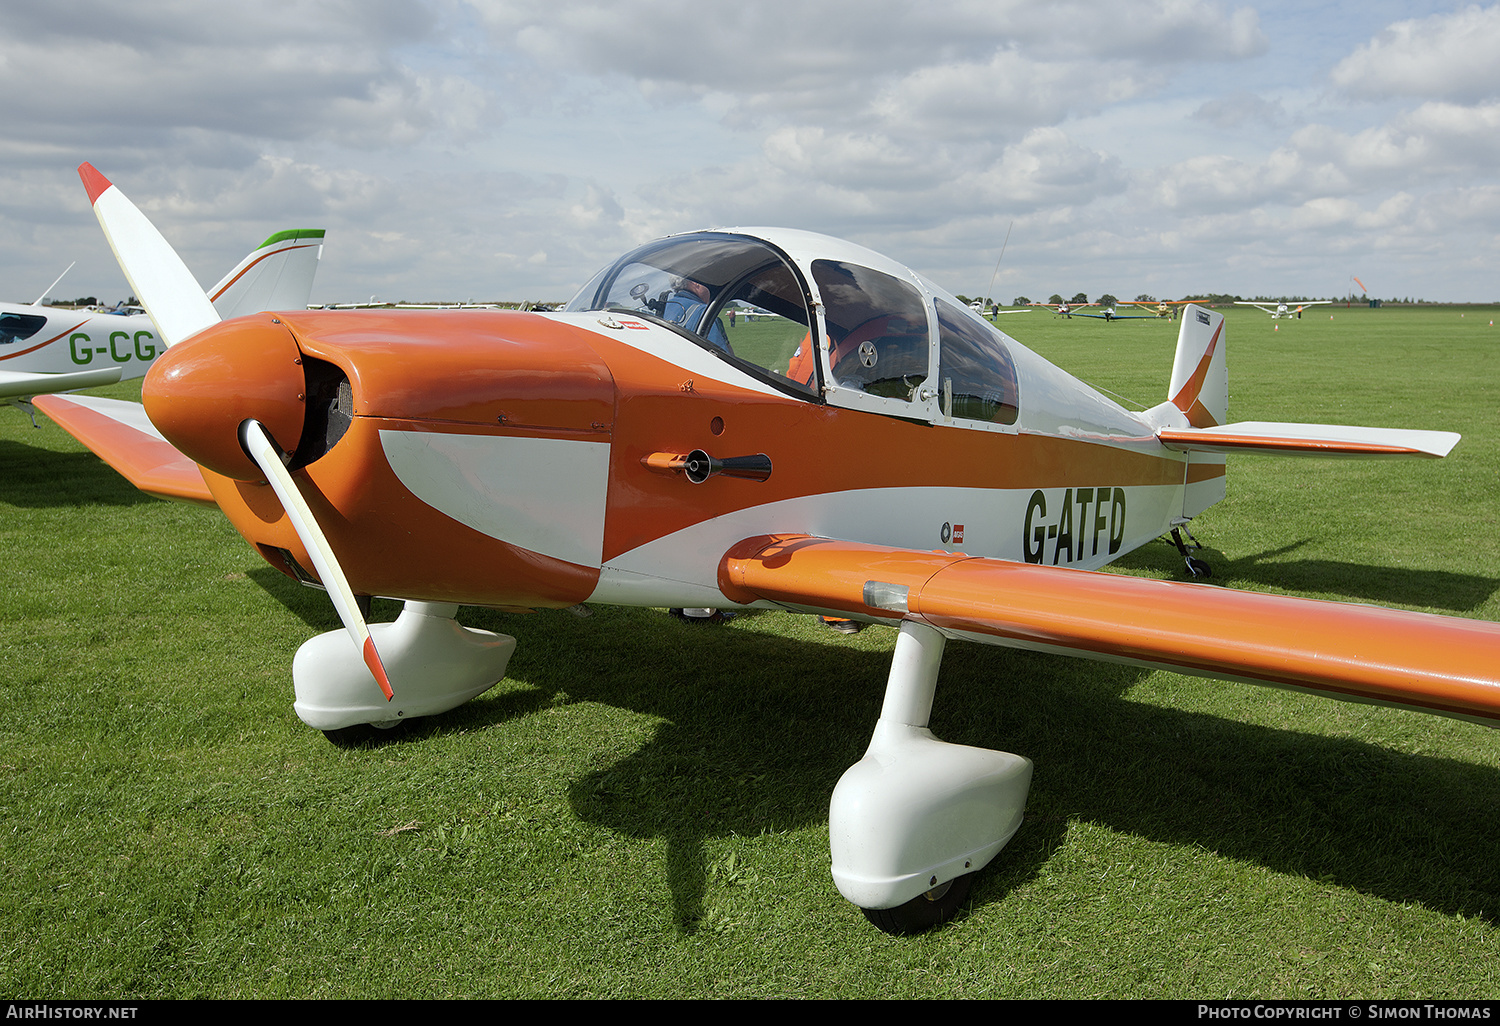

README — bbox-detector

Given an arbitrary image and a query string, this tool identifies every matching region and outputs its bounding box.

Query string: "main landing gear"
[292,601,517,734]
[1170,526,1212,578]
[830,620,1032,933]
[668,607,735,625]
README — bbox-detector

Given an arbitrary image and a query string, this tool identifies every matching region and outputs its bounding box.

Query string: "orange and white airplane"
[1119,299,1202,319]
[38,165,1499,935]
[1,228,324,417]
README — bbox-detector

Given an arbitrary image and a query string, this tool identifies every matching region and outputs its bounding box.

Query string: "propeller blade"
[77,163,220,348]
[240,419,394,701]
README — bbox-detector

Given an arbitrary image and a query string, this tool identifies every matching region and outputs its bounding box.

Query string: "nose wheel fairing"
[292,601,516,731]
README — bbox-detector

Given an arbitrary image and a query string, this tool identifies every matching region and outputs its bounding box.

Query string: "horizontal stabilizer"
[720,535,1500,725]
[33,393,214,506]
[0,367,123,402]
[1158,422,1459,459]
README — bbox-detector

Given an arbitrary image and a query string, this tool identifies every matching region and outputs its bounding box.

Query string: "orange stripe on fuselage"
[0,319,88,362]
[1185,461,1226,484]
[207,310,1187,606]
[590,336,1186,563]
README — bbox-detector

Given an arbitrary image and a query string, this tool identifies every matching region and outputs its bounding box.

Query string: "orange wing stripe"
[721,536,1500,724]
[1158,429,1439,458]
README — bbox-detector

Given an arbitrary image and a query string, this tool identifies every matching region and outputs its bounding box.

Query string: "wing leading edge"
[0,367,123,402]
[32,393,214,506]
[720,535,1500,725]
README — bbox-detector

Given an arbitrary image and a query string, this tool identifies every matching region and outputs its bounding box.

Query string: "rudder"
[1167,304,1227,517]
[1167,304,1226,428]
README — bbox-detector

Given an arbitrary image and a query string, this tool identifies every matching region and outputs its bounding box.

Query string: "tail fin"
[1167,304,1226,428]
[209,229,325,319]
[1142,304,1228,519]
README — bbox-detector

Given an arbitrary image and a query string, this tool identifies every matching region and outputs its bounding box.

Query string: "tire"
[668,608,733,625]
[860,872,976,935]
[322,719,410,748]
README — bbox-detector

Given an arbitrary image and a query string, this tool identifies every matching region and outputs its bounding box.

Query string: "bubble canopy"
[566,231,818,398]
[566,229,1018,425]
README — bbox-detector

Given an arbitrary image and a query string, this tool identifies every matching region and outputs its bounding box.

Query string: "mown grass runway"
[2,304,1498,998]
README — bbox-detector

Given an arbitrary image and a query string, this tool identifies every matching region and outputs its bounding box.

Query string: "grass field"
[2,303,1499,998]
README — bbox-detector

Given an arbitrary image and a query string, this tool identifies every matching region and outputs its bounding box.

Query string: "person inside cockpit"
[662,278,731,353]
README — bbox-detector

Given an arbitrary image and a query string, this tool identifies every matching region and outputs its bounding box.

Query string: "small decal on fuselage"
[1023,488,1126,565]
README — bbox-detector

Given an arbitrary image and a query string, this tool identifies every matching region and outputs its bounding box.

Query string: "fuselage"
[0,302,160,384]
[165,307,1206,613]
[140,227,1218,614]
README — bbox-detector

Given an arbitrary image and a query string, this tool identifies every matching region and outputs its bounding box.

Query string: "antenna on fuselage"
[32,262,76,307]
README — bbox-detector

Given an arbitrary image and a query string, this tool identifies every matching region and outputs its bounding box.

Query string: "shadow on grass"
[414,604,1500,933]
[0,439,160,508]
[247,566,410,632]
[1114,537,1499,612]
[246,556,1500,932]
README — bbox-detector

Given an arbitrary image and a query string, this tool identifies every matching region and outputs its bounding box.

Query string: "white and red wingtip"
[78,162,113,206]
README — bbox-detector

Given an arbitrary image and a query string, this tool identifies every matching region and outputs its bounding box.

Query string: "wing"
[719,535,1500,725]
[32,393,214,506]
[0,366,122,402]
[1158,422,1459,459]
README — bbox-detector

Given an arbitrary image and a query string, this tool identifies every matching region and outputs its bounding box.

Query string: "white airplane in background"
[1234,299,1332,319]
[0,228,325,417]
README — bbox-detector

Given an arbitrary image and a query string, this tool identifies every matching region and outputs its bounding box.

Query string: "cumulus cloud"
[1332,4,1500,103]
[970,128,1127,208]
[869,49,1160,141]
[7,0,1500,304]
[472,0,1263,128]
[0,0,489,156]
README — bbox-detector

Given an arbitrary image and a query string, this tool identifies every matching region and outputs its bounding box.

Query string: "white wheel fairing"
[293,601,516,730]
[380,429,610,569]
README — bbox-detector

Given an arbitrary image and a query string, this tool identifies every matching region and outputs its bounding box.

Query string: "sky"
[2,0,1497,306]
